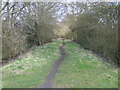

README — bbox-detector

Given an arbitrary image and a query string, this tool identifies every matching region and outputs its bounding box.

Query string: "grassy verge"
[2,40,62,88]
[53,40,118,88]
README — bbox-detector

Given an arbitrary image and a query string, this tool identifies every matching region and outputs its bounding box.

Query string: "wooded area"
[1,2,119,66]
[1,1,119,88]
[63,2,119,66]
[2,2,58,61]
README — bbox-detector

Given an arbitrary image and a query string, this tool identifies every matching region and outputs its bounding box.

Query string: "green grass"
[1,39,118,88]
[53,40,118,88]
[2,40,62,88]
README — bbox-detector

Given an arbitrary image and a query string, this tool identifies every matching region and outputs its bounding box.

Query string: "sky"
[2,0,119,22]
[2,0,120,2]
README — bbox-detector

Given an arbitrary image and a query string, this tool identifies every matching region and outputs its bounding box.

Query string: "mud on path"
[37,42,66,88]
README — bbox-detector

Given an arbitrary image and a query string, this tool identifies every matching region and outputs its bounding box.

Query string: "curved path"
[37,42,66,88]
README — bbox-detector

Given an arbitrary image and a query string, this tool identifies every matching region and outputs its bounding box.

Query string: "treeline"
[2,2,57,61]
[63,2,119,66]
[1,2,119,66]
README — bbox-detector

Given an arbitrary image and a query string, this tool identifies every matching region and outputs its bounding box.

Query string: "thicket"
[63,2,119,66]
[1,2,119,66]
[2,2,57,61]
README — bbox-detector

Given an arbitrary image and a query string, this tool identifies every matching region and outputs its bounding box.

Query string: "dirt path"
[37,42,66,88]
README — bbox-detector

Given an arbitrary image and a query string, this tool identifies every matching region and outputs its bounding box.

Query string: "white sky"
[2,0,120,2]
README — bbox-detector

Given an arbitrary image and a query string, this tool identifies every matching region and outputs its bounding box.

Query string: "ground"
[53,40,118,88]
[2,40,62,88]
[1,39,118,88]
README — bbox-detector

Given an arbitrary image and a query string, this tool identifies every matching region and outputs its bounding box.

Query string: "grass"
[1,39,118,88]
[2,40,62,88]
[0,69,2,90]
[53,40,118,88]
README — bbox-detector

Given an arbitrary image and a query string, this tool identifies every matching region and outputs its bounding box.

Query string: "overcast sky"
[2,0,120,2]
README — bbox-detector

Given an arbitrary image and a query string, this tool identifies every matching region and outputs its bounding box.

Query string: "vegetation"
[53,40,118,88]
[1,2,119,66]
[1,1,119,88]
[62,2,119,66]
[2,2,57,61]
[1,40,118,88]
[2,40,62,88]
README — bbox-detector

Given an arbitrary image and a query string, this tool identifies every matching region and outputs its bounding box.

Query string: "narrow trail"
[37,42,66,88]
